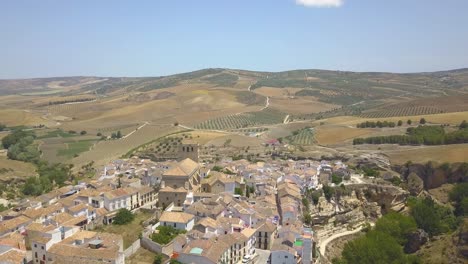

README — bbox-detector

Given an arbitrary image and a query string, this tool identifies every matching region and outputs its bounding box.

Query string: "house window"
[35,252,37,258]
[174,223,176,227]
[34,244,37,248]
[41,246,44,250]
[285,256,288,258]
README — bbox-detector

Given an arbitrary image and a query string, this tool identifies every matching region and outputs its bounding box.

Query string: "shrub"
[113,209,135,225]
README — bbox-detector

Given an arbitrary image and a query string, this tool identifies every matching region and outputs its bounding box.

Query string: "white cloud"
[295,0,344,8]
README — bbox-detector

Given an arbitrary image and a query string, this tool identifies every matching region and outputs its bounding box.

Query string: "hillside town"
[0,141,373,264]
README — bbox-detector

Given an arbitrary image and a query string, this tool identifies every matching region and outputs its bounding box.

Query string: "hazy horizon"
[1,0,468,79]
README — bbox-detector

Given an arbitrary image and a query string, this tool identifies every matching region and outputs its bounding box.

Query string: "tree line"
[353,121,468,146]
[2,129,73,196]
[2,129,41,163]
[356,118,427,128]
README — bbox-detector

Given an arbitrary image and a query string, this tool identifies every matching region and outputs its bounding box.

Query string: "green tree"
[397,120,403,126]
[375,212,417,245]
[323,185,335,201]
[419,118,426,124]
[113,209,135,225]
[460,120,468,129]
[153,254,164,264]
[409,197,457,236]
[234,187,243,196]
[0,123,6,131]
[303,212,312,226]
[449,182,468,216]
[407,119,412,125]
[80,130,87,135]
[332,174,343,184]
[340,230,414,264]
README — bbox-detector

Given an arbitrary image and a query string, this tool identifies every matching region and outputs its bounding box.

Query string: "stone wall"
[141,234,174,257]
[123,239,141,258]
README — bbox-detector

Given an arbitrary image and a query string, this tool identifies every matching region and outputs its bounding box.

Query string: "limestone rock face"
[404,229,429,253]
[407,172,424,195]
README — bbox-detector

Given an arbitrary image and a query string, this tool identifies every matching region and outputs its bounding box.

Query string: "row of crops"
[360,106,445,118]
[195,109,285,130]
[228,127,269,133]
[286,128,316,145]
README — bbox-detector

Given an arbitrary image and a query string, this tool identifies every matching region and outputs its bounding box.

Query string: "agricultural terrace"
[71,124,182,167]
[284,128,316,145]
[195,109,285,130]
[360,95,468,118]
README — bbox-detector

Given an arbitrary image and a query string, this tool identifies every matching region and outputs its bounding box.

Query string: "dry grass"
[253,87,304,97]
[416,232,463,264]
[186,131,229,144]
[95,211,153,248]
[428,184,454,204]
[271,97,338,114]
[320,111,468,126]
[0,156,37,180]
[386,144,468,164]
[126,248,159,264]
[72,124,182,167]
[315,125,375,145]
[205,134,264,148]
[0,109,50,127]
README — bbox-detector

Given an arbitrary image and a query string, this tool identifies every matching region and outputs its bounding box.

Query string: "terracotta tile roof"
[195,218,218,229]
[25,223,55,233]
[0,233,26,250]
[160,211,194,224]
[0,216,31,234]
[0,248,26,264]
[68,203,87,213]
[48,231,122,262]
[257,222,277,233]
[51,212,87,226]
[164,158,199,177]
[95,208,109,217]
[103,188,129,200]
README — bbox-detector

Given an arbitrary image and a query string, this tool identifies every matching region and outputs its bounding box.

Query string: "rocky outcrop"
[404,229,429,253]
[393,162,468,189]
[407,172,424,195]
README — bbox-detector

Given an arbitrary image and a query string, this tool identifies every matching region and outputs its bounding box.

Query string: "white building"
[158,211,195,231]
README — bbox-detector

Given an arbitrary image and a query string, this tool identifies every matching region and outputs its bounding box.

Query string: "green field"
[37,129,76,139]
[57,139,96,158]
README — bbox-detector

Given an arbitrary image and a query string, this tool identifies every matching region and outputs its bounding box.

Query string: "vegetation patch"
[56,139,95,158]
[283,127,316,145]
[203,73,239,86]
[353,121,468,146]
[151,226,186,245]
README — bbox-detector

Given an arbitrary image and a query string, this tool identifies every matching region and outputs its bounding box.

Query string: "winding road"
[319,222,374,258]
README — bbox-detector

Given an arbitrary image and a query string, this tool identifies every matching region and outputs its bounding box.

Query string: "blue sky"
[1,0,468,78]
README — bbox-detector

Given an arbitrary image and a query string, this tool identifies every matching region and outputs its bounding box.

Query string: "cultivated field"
[361,95,468,118]
[315,125,375,145]
[386,144,468,164]
[195,109,286,130]
[71,124,182,167]
[287,128,316,145]
[0,156,37,181]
